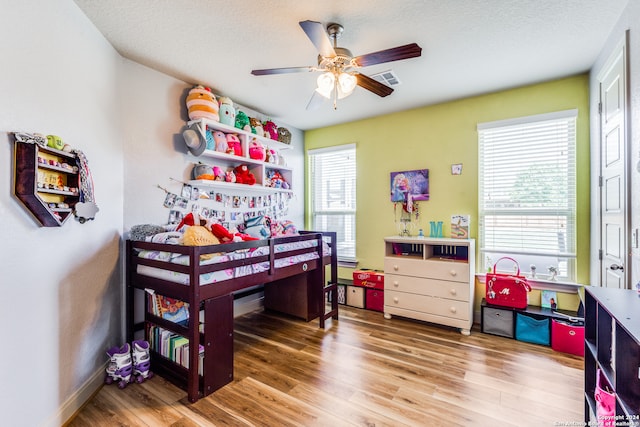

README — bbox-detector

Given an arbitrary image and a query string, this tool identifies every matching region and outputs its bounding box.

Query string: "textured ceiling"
[73,0,627,130]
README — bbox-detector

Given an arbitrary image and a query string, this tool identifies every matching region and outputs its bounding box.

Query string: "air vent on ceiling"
[370,70,401,86]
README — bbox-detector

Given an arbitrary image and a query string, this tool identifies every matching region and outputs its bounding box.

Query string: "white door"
[599,42,628,289]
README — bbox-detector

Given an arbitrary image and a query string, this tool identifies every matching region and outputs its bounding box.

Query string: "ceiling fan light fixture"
[338,72,357,95]
[316,72,335,98]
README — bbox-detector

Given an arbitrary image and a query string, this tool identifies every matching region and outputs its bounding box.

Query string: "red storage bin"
[365,288,384,312]
[551,319,584,356]
[353,269,384,290]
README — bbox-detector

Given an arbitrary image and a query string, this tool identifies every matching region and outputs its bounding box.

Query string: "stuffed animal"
[266,170,288,189]
[263,120,278,140]
[211,222,258,243]
[248,138,266,161]
[265,149,278,164]
[218,96,236,127]
[226,133,242,156]
[212,166,225,181]
[192,163,215,180]
[234,164,256,185]
[211,130,228,153]
[249,117,264,136]
[235,110,251,132]
[186,85,219,121]
[225,170,236,183]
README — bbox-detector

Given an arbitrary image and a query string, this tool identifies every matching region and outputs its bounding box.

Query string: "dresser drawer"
[385,290,469,321]
[384,257,469,282]
[385,273,469,301]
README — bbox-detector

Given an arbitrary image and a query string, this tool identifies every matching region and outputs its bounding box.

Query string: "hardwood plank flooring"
[67,306,584,426]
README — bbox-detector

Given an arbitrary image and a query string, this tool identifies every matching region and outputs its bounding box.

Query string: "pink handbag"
[485,257,531,309]
[595,368,615,426]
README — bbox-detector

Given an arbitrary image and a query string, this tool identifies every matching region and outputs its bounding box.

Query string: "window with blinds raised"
[478,109,577,281]
[308,144,356,263]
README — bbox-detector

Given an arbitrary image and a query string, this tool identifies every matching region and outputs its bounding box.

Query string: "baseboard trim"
[53,362,106,427]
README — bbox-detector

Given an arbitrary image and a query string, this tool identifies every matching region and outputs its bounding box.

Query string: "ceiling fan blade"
[251,66,316,76]
[299,20,336,58]
[306,90,328,111]
[356,73,394,97]
[354,43,422,67]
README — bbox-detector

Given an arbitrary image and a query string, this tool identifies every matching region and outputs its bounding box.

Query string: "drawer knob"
[393,265,399,271]
[450,270,457,276]
[393,281,399,287]
[450,307,457,313]
[450,289,457,296]
[393,297,399,303]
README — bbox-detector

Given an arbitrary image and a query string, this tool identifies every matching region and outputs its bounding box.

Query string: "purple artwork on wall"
[390,169,429,203]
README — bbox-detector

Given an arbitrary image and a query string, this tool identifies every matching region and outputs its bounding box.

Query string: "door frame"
[595,32,630,288]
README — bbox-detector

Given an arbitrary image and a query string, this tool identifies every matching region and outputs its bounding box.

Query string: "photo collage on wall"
[162,183,293,230]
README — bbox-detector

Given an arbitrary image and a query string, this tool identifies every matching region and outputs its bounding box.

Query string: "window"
[308,144,356,263]
[478,110,577,281]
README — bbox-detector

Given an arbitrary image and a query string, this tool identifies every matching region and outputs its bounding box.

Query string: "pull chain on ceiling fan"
[251,20,422,110]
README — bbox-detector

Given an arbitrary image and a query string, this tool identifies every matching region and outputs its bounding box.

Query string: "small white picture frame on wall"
[451,163,463,175]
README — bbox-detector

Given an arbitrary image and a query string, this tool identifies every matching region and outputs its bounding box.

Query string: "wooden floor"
[67,305,584,427]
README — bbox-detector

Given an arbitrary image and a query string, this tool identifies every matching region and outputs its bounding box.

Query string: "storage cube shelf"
[480,299,582,352]
[584,287,640,426]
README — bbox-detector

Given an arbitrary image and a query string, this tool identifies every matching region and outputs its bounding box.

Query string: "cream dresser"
[384,236,475,335]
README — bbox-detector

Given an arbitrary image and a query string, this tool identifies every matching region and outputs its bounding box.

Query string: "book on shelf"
[149,293,190,324]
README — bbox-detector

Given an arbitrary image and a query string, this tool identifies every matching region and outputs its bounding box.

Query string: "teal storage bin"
[515,312,550,346]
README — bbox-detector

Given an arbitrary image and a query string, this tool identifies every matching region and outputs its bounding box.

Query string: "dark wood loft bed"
[126,231,338,402]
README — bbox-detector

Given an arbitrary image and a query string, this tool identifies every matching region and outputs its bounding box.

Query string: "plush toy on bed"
[176,213,221,259]
[186,85,219,122]
[234,164,256,185]
[211,222,258,243]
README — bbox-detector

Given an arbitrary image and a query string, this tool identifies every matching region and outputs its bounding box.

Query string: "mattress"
[136,239,330,286]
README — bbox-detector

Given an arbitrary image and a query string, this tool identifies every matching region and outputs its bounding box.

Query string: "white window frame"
[308,144,356,265]
[478,109,577,281]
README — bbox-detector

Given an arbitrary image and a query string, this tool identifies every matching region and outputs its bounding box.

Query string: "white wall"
[0,1,124,425]
[590,1,639,287]
[0,2,304,425]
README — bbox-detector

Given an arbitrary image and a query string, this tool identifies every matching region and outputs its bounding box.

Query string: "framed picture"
[541,290,558,309]
[390,169,429,203]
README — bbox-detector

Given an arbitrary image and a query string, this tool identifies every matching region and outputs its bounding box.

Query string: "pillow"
[182,226,220,259]
[129,224,166,241]
[271,219,298,237]
[244,215,271,239]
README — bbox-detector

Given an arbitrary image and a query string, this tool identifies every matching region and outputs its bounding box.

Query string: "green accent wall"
[305,74,590,284]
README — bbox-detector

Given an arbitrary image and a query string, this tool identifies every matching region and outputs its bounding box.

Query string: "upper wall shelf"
[13,137,81,226]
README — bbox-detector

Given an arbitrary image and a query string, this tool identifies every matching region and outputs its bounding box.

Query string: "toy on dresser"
[186,85,219,122]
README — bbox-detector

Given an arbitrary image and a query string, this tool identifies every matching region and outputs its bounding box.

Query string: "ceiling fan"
[251,20,422,109]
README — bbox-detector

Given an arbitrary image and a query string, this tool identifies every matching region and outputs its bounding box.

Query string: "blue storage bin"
[515,312,550,346]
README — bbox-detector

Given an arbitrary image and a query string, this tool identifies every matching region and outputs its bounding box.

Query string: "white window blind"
[478,110,577,281]
[309,144,356,262]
